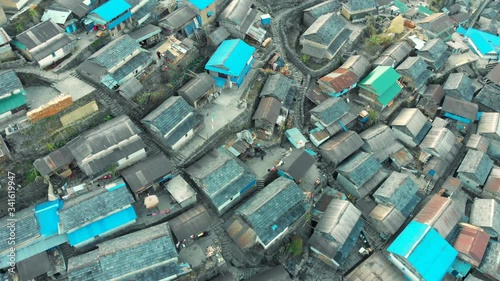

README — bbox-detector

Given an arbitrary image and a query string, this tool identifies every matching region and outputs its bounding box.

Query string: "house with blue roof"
[236,177,307,249]
[86,0,132,36]
[58,184,137,247]
[186,147,257,215]
[205,39,255,88]
[186,0,217,26]
[388,221,458,281]
[0,200,68,277]
[457,26,500,61]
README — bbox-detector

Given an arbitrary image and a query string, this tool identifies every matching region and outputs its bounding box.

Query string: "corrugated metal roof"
[169,205,212,242]
[224,217,257,250]
[159,5,196,30]
[177,73,215,106]
[14,20,64,50]
[360,124,403,161]
[466,134,490,153]
[441,176,463,194]
[369,204,406,235]
[477,112,500,137]
[373,172,419,211]
[253,96,281,124]
[483,166,500,195]
[420,127,457,158]
[457,150,494,185]
[320,130,363,166]
[422,84,445,103]
[391,108,428,137]
[389,147,413,170]
[316,199,361,245]
[388,221,458,281]
[33,146,74,177]
[205,39,255,76]
[319,69,358,93]
[441,95,478,122]
[89,0,131,22]
[310,97,350,126]
[344,251,406,281]
[189,0,215,10]
[470,199,500,236]
[208,27,230,47]
[120,154,173,192]
[374,41,413,66]
[414,193,466,238]
[453,226,490,267]
[340,55,370,79]
[443,72,475,102]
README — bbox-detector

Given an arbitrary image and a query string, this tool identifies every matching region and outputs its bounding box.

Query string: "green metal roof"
[0,93,26,114]
[378,82,402,106]
[418,5,434,15]
[360,66,401,106]
[394,0,409,13]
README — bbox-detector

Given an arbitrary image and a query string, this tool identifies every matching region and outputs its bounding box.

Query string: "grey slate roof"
[178,73,215,105]
[67,115,141,161]
[470,199,500,237]
[457,150,494,185]
[110,51,151,82]
[416,13,455,39]
[88,35,140,70]
[33,145,74,177]
[422,84,445,103]
[17,251,54,281]
[218,0,253,24]
[57,0,90,18]
[253,96,281,124]
[237,178,306,246]
[142,96,200,147]
[128,24,162,42]
[374,41,413,67]
[441,95,478,121]
[0,207,39,253]
[310,97,350,125]
[169,205,212,242]
[344,0,377,11]
[474,84,500,112]
[208,27,230,46]
[303,0,340,26]
[337,151,382,187]
[478,240,500,280]
[15,20,63,50]
[360,124,404,162]
[443,72,475,101]
[159,5,196,30]
[396,56,431,88]
[485,63,500,86]
[0,69,23,97]
[59,186,135,231]
[302,13,346,46]
[121,154,173,193]
[279,149,315,180]
[68,223,184,281]
[320,130,364,166]
[259,73,292,102]
[418,38,451,69]
[373,172,420,210]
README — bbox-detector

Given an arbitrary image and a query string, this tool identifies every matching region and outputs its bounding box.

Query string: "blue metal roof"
[189,0,215,10]
[34,199,63,237]
[388,221,458,281]
[459,27,500,56]
[67,206,137,246]
[205,39,255,76]
[90,0,131,22]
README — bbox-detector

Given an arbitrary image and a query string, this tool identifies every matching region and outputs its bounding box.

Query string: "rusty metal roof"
[453,226,490,267]
[319,69,359,93]
[483,166,500,194]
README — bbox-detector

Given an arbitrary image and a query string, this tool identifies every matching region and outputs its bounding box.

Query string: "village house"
[388,147,413,171]
[0,28,15,61]
[300,13,351,60]
[85,0,132,36]
[396,56,432,91]
[484,64,500,89]
[235,177,307,250]
[457,26,500,61]
[303,0,339,27]
[345,251,406,281]
[423,138,463,181]
[482,166,500,201]
[478,240,500,280]
[359,124,404,162]
[336,151,389,199]
[318,69,359,97]
[78,35,152,89]
[466,134,490,154]
[453,225,490,268]
[457,149,494,193]
[208,26,230,47]
[341,0,377,23]
[186,0,217,26]
[120,154,174,200]
[168,205,211,244]
[12,20,77,68]
[0,201,68,279]
[443,72,475,102]
[253,96,282,137]
[177,73,215,109]
[142,96,202,151]
[67,115,147,176]
[476,112,500,160]
[159,5,197,36]
[339,54,371,79]
[358,66,403,111]
[218,0,267,44]
[391,108,432,147]
[186,147,257,215]
[474,84,500,113]
[373,172,420,211]
[470,198,500,238]
[67,223,191,280]
[0,70,27,121]
[388,221,458,281]
[413,192,467,239]
[417,38,452,70]
[58,183,137,247]
[0,0,29,11]
[205,39,255,88]
[369,203,407,238]
[278,149,315,182]
[417,84,445,117]
[260,73,292,104]
[416,13,456,41]
[441,95,479,124]
[420,127,458,159]
[244,266,292,281]
[165,175,197,209]
[128,24,162,47]
[33,146,74,178]
[319,130,364,168]
[373,40,413,68]
[41,6,78,33]
[309,199,363,268]
[56,0,92,20]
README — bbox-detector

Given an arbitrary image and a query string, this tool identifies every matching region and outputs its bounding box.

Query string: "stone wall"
[57,37,112,73]
[0,54,36,69]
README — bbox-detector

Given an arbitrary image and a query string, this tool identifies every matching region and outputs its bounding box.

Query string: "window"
[52,52,56,57]
[207,11,214,18]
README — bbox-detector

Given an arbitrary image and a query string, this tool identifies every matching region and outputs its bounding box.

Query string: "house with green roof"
[0,70,26,120]
[358,66,402,110]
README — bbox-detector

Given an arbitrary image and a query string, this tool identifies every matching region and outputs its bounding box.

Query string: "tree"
[288,236,303,257]
[47,143,55,152]
[300,54,310,63]
[368,109,379,125]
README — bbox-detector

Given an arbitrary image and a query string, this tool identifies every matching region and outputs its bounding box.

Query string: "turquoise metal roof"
[388,221,458,281]
[458,27,500,56]
[34,199,63,237]
[189,0,215,10]
[205,39,255,76]
[90,0,131,22]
